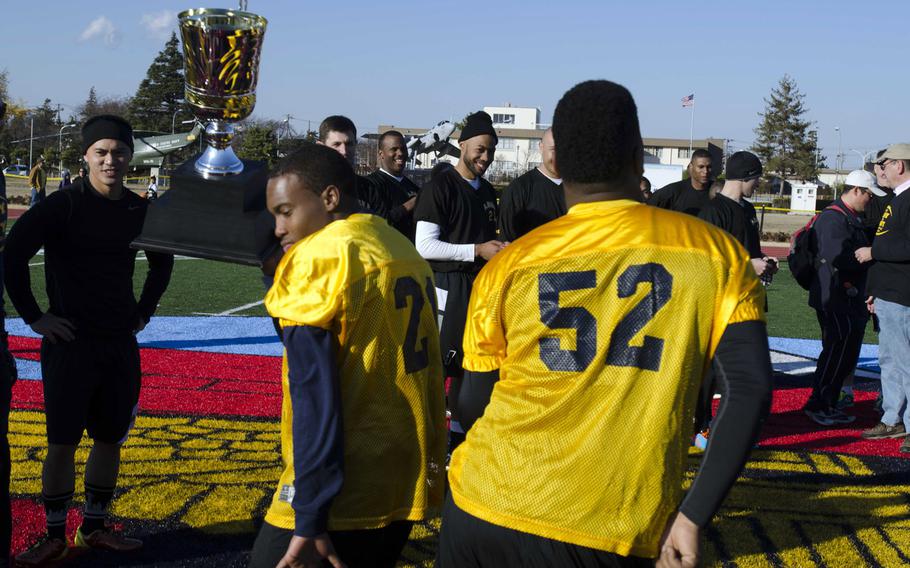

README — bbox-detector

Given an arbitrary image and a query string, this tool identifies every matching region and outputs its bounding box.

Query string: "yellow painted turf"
[9,410,910,566]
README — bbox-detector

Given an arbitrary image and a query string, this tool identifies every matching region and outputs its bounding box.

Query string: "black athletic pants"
[437,495,653,568]
[434,270,476,381]
[248,521,414,568]
[805,310,867,411]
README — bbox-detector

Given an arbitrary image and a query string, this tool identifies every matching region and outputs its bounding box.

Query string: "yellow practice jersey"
[448,200,765,557]
[264,213,447,532]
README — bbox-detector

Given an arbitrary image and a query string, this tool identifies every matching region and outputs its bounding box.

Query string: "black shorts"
[248,520,414,568]
[41,334,141,445]
[437,495,653,568]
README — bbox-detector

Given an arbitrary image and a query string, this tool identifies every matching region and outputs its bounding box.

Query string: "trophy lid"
[178,8,268,29]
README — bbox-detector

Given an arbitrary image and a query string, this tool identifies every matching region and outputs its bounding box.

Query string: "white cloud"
[79,16,121,47]
[141,11,177,39]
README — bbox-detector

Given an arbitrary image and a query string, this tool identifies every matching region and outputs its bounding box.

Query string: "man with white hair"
[856,144,910,452]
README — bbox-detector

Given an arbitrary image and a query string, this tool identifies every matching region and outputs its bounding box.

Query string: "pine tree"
[128,32,187,133]
[82,87,100,119]
[237,123,278,167]
[752,75,825,187]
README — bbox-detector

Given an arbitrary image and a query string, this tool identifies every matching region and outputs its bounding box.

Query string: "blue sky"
[2,0,905,169]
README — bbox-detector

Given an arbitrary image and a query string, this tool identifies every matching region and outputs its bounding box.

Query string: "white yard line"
[29,253,200,267]
[192,299,265,317]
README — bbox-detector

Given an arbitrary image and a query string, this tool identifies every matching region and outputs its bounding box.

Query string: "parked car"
[3,164,29,176]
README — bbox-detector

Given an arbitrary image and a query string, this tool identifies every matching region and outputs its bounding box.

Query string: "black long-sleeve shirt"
[498,168,566,242]
[647,178,711,216]
[698,193,763,258]
[868,189,910,307]
[4,178,174,334]
[364,170,420,241]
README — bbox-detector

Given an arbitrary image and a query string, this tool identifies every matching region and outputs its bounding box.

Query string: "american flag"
[681,94,695,108]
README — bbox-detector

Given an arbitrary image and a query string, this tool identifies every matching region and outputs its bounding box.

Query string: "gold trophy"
[179,8,267,176]
[132,6,277,265]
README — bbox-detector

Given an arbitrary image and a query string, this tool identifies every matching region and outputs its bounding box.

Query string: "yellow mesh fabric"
[449,200,765,556]
[264,214,447,531]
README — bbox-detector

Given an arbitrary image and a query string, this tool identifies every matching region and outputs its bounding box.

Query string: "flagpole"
[688,95,695,156]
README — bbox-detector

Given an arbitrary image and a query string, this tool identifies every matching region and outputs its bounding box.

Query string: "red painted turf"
[9,335,905,458]
[9,336,282,417]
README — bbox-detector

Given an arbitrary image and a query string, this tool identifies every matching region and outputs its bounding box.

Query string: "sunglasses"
[876,159,892,168]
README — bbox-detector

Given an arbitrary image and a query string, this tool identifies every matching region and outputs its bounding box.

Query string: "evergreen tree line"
[0,33,312,175]
[3,35,825,182]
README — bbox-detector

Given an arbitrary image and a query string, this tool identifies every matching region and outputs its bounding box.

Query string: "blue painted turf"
[7,316,880,379]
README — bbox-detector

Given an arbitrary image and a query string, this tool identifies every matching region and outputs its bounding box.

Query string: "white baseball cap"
[845,169,886,197]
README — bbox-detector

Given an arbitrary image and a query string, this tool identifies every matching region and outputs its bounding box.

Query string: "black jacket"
[868,189,910,307]
[808,199,870,316]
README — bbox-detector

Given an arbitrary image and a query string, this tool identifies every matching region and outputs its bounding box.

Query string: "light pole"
[28,114,34,170]
[58,123,76,174]
[172,109,182,133]
[850,149,874,170]
[834,126,842,185]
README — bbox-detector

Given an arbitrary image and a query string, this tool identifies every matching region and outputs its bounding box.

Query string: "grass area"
[4,254,269,319]
[764,268,878,344]
[3,239,877,344]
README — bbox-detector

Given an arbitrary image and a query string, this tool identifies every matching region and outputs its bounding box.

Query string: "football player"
[248,144,446,568]
[439,80,773,568]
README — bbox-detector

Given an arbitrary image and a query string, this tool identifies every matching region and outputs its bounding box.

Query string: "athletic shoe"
[74,526,142,552]
[823,408,856,424]
[14,536,68,567]
[693,429,709,450]
[804,408,834,426]
[861,422,907,440]
[901,436,910,454]
[836,391,854,409]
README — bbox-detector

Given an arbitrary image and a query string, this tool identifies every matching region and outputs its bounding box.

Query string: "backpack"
[787,204,846,290]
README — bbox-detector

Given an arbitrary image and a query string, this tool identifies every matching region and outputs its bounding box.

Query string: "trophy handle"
[195,121,244,177]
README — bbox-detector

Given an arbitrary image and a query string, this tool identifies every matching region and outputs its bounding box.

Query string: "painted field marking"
[193,299,265,317]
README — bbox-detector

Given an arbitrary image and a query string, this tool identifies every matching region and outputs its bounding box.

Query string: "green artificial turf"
[764,268,878,344]
[5,244,878,344]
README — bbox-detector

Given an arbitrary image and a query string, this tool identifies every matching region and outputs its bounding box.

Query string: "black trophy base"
[131,157,275,266]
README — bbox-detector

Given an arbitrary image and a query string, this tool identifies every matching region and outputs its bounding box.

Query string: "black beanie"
[458,111,498,143]
[81,114,134,154]
[725,151,762,180]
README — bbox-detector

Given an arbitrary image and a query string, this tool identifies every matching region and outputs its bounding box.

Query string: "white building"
[379,107,725,184]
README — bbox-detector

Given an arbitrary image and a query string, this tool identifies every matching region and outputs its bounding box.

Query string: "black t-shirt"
[698,193,763,258]
[4,178,174,333]
[498,168,567,241]
[864,192,893,238]
[647,178,711,216]
[364,170,420,241]
[413,168,498,273]
[868,189,910,307]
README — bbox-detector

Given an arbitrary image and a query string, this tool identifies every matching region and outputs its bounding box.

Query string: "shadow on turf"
[706,483,910,565]
[61,521,256,568]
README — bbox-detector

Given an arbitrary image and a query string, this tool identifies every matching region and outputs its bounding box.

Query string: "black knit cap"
[81,114,134,154]
[725,151,762,180]
[458,111,498,143]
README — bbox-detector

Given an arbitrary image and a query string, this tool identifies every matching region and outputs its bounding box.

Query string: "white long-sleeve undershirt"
[415,221,475,262]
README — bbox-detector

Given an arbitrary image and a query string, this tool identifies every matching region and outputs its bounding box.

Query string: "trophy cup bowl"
[131,7,276,266]
[179,8,267,177]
